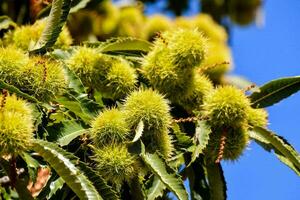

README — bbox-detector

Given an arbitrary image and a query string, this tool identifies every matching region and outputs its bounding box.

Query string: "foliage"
[0,1,299,200]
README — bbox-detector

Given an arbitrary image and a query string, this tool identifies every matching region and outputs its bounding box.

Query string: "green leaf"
[56,90,101,123]
[21,152,40,183]
[76,162,120,200]
[95,37,153,56]
[206,163,227,200]
[132,121,144,143]
[250,127,300,175]
[31,0,72,54]
[62,62,86,94]
[47,177,65,199]
[56,121,88,146]
[172,124,193,151]
[32,140,103,200]
[187,158,210,200]
[0,16,16,31]
[140,145,188,200]
[0,80,39,103]
[70,0,92,13]
[189,121,211,166]
[250,76,300,108]
[145,176,166,200]
[37,0,91,19]
[128,176,145,200]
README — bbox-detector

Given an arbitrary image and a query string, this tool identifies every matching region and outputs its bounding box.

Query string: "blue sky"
[144,0,300,199]
[224,1,300,199]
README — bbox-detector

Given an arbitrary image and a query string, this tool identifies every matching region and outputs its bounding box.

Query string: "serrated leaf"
[32,140,103,200]
[62,63,86,94]
[97,37,153,56]
[189,121,211,166]
[250,76,300,108]
[206,163,227,200]
[172,124,193,151]
[140,145,188,200]
[132,121,144,143]
[146,176,166,200]
[251,127,300,175]
[56,121,88,146]
[56,90,101,123]
[31,0,72,54]
[0,80,39,103]
[76,162,120,200]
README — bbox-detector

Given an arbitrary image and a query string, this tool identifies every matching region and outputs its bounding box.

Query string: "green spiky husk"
[159,29,208,68]
[124,89,172,131]
[203,86,251,128]
[200,42,233,83]
[247,108,268,128]
[0,46,29,84]
[105,58,137,99]
[178,73,214,112]
[17,56,67,102]
[0,94,33,156]
[93,144,139,187]
[142,15,173,41]
[91,108,130,147]
[3,19,72,50]
[142,47,195,102]
[192,14,228,43]
[67,46,112,89]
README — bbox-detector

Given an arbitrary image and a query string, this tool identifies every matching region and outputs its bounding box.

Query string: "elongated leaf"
[189,121,211,166]
[32,140,103,200]
[70,0,92,13]
[0,80,39,103]
[47,177,65,199]
[250,127,300,175]
[188,158,210,200]
[77,162,120,200]
[56,121,88,146]
[37,0,91,19]
[21,152,40,182]
[141,145,188,200]
[62,63,85,94]
[96,37,153,56]
[146,176,166,200]
[172,124,193,151]
[250,76,300,108]
[31,0,72,54]
[56,90,101,123]
[132,121,144,143]
[206,163,227,200]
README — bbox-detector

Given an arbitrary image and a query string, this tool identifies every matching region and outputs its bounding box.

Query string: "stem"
[9,155,18,188]
[215,129,227,163]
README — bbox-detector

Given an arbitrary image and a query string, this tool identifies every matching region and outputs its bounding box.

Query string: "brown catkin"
[0,89,8,109]
[215,129,227,163]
